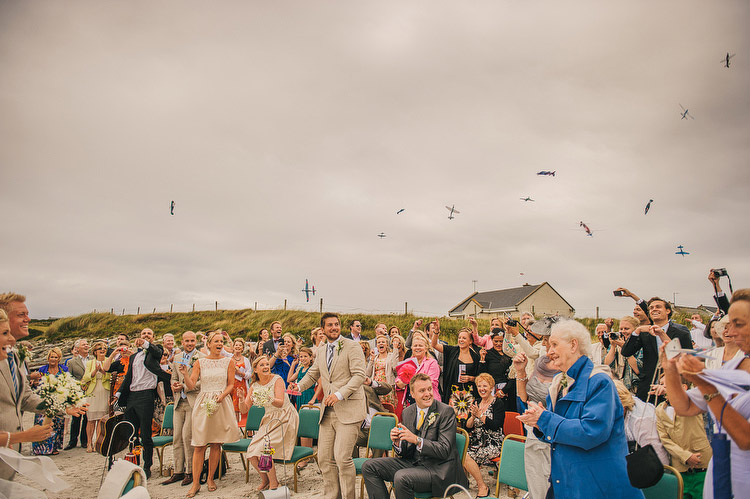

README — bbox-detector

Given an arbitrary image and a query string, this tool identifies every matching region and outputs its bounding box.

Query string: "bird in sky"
[520,197,535,202]
[396,208,405,214]
[170,200,175,215]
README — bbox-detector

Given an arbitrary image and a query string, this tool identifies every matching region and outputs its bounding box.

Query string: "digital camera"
[713,268,728,278]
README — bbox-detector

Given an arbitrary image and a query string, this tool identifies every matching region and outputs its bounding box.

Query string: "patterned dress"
[191,357,242,446]
[467,399,505,465]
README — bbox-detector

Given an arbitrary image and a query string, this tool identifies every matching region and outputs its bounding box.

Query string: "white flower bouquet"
[201,397,219,417]
[34,372,85,422]
[253,386,273,407]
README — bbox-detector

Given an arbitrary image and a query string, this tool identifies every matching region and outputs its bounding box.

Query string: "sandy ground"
[15,413,506,499]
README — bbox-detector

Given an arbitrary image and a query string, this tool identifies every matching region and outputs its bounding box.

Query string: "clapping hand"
[513,352,528,372]
[469,402,482,418]
[517,401,544,428]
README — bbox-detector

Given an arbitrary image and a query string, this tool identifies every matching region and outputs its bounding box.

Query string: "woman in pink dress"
[394,332,439,418]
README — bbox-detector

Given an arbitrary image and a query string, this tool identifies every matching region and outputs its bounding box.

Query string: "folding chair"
[354,412,398,498]
[493,434,527,498]
[221,405,266,478]
[643,465,683,499]
[413,428,469,499]
[152,403,174,477]
[266,404,320,491]
[503,411,525,437]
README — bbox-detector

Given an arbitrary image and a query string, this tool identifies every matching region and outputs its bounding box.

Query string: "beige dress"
[245,375,299,461]
[191,357,242,446]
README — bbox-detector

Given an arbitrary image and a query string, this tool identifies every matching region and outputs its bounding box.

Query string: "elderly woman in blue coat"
[518,320,643,499]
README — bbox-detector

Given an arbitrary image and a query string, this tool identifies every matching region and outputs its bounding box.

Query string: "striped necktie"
[327,344,334,371]
[8,354,19,398]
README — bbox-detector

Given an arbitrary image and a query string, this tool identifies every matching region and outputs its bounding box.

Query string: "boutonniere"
[425,412,437,429]
[336,339,343,354]
[17,344,32,364]
[560,373,568,389]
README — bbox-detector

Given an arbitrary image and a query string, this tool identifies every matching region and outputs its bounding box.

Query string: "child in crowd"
[655,376,712,499]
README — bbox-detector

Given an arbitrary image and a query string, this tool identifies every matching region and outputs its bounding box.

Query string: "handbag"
[626,365,663,488]
[626,444,663,488]
[198,453,229,484]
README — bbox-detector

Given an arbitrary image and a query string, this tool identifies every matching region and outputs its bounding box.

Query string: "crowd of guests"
[0,268,749,499]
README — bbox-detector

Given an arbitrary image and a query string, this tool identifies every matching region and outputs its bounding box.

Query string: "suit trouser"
[68,413,88,446]
[172,398,194,473]
[318,409,361,499]
[362,456,432,499]
[124,390,156,469]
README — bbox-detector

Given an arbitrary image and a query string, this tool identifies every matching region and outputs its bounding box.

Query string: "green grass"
[42,308,709,344]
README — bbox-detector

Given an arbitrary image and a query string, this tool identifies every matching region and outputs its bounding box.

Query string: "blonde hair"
[360,340,371,359]
[47,347,63,363]
[282,333,298,356]
[0,293,25,314]
[475,372,495,388]
[620,316,640,329]
[0,310,7,323]
[206,330,223,345]
[613,379,635,415]
[410,331,434,357]
[250,355,268,384]
[91,340,107,354]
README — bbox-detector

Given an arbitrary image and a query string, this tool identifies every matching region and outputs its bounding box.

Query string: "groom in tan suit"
[291,312,366,499]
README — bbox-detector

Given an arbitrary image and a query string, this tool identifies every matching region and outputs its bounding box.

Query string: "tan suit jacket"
[170,349,202,409]
[0,353,43,479]
[67,356,88,381]
[298,337,366,424]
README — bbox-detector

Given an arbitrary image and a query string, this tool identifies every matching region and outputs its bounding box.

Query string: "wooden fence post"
[215,301,218,311]
[137,307,140,315]
[254,302,257,312]
[320,298,323,314]
[170,304,173,313]
[405,302,408,315]
[192,304,195,312]
[284,299,287,311]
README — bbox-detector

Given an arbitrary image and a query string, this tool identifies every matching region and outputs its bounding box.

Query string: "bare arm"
[431,332,444,353]
[272,376,285,408]
[182,360,201,391]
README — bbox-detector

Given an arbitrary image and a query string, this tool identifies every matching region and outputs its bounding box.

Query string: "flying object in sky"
[301,279,316,302]
[170,200,175,215]
[679,104,694,120]
[536,171,556,176]
[377,232,386,239]
[579,221,594,237]
[721,52,736,68]
[445,205,460,220]
[520,197,535,202]
[396,208,405,215]
[675,245,690,257]
[644,199,654,215]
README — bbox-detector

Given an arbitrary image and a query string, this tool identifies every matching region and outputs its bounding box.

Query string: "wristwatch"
[417,437,423,449]
[703,391,721,402]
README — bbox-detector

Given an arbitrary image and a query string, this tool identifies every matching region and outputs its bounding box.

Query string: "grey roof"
[449,284,542,315]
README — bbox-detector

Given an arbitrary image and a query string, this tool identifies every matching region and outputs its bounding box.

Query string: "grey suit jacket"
[170,349,202,409]
[0,353,43,480]
[67,356,88,381]
[397,400,468,495]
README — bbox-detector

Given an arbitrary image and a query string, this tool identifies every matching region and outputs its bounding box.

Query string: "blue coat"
[535,356,643,499]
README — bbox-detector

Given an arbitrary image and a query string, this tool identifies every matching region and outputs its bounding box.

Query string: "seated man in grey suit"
[362,373,468,499]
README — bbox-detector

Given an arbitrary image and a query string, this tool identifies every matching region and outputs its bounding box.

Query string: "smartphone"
[613,290,625,297]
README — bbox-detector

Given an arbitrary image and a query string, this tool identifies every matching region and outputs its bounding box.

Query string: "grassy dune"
[42,309,704,344]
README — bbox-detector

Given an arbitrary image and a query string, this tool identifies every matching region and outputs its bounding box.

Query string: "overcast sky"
[1,1,748,321]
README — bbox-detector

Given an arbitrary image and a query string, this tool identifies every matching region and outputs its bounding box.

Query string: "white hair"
[163,333,174,339]
[73,339,82,349]
[551,319,592,359]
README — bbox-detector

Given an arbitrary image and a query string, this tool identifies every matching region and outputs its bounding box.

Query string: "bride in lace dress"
[181,331,241,497]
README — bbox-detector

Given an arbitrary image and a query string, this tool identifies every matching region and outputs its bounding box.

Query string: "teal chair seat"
[154,403,174,477]
[221,405,266,479]
[643,465,683,499]
[492,434,527,498]
[152,435,173,447]
[353,457,367,474]
[274,445,314,464]
[222,438,251,452]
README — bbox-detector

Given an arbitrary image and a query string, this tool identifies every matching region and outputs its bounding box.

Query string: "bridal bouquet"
[34,372,85,422]
[201,397,219,416]
[253,386,273,407]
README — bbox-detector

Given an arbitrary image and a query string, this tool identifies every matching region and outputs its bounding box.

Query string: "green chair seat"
[353,457,367,474]
[222,438,251,453]
[274,445,314,463]
[643,466,683,499]
[152,436,173,447]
